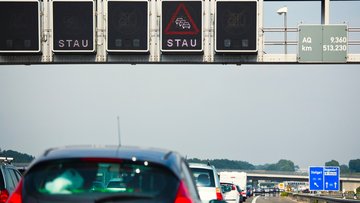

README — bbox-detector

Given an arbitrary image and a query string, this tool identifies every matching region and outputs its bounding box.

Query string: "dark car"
[246,185,253,197]
[302,188,310,193]
[0,157,22,203]
[7,145,202,203]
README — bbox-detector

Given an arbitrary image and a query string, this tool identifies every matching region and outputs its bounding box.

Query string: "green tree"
[325,160,340,167]
[0,150,34,163]
[340,164,350,174]
[276,159,295,171]
[255,164,270,170]
[186,158,255,170]
[210,159,255,170]
[187,158,206,164]
[266,164,277,171]
[187,158,298,171]
[259,160,296,171]
[349,159,360,172]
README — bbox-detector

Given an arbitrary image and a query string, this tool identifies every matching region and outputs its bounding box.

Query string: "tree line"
[325,159,360,174]
[0,149,35,163]
[188,158,360,173]
[1,148,359,173]
[187,158,299,171]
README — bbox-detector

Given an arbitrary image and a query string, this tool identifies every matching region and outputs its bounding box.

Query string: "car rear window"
[23,158,178,202]
[0,167,4,189]
[190,168,215,187]
[4,167,20,191]
[221,183,234,193]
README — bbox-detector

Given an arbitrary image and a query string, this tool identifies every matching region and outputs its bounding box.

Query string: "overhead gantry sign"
[0,0,358,64]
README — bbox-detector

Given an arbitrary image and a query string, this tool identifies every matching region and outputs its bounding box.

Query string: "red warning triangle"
[164,3,200,35]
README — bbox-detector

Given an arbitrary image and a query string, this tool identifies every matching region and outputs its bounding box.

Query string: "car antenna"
[117,116,121,147]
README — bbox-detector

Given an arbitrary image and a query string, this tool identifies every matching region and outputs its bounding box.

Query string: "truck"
[219,171,247,195]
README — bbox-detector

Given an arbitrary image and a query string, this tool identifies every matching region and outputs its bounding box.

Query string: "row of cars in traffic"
[190,163,251,203]
[1,145,250,203]
[253,187,280,194]
[0,157,22,203]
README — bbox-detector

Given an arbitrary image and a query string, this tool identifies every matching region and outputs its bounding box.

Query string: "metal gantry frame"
[260,0,360,63]
[1,0,360,64]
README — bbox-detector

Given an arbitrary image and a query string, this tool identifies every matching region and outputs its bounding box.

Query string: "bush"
[345,191,354,195]
[357,186,360,194]
[280,192,289,197]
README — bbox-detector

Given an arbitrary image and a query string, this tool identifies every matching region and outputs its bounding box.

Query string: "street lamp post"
[277,6,288,55]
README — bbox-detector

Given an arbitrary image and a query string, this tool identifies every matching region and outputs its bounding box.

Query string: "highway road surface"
[251,194,298,203]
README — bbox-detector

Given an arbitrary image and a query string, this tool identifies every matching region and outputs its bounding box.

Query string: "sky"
[1,1,360,169]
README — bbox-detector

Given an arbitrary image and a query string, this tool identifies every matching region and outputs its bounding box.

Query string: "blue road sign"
[324,167,340,191]
[309,166,324,191]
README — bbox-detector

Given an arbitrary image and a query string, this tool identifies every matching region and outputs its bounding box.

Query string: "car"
[189,163,224,203]
[182,22,191,29]
[238,186,247,202]
[253,186,262,193]
[0,157,22,203]
[220,182,243,203]
[302,188,310,193]
[246,185,253,197]
[264,187,270,193]
[6,145,204,203]
[273,187,280,193]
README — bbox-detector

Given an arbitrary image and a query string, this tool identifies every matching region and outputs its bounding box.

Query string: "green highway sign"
[298,25,347,63]
[322,25,347,63]
[298,25,322,63]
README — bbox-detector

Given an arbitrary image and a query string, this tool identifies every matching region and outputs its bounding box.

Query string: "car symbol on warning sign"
[175,18,191,29]
[162,1,202,52]
[164,3,200,35]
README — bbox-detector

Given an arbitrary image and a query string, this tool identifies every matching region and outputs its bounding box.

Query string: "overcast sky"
[1,1,360,169]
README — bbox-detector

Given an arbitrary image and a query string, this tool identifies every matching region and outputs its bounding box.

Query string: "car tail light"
[174,181,192,203]
[6,179,23,203]
[0,189,9,203]
[232,185,236,190]
[216,187,223,200]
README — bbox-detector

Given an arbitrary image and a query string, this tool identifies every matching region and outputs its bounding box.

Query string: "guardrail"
[219,169,360,178]
[289,193,360,203]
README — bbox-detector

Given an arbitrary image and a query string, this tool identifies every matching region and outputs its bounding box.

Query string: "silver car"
[189,163,224,203]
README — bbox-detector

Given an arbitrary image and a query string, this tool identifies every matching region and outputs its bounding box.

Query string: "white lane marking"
[251,196,260,203]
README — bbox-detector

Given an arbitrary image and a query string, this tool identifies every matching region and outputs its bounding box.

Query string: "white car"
[221,182,243,203]
[189,163,224,203]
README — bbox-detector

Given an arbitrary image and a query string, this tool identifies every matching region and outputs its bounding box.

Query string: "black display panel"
[107,1,148,52]
[53,1,94,52]
[216,1,257,52]
[161,1,202,52]
[0,1,40,52]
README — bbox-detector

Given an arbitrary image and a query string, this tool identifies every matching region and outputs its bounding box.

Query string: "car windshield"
[23,158,178,201]
[190,168,215,187]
